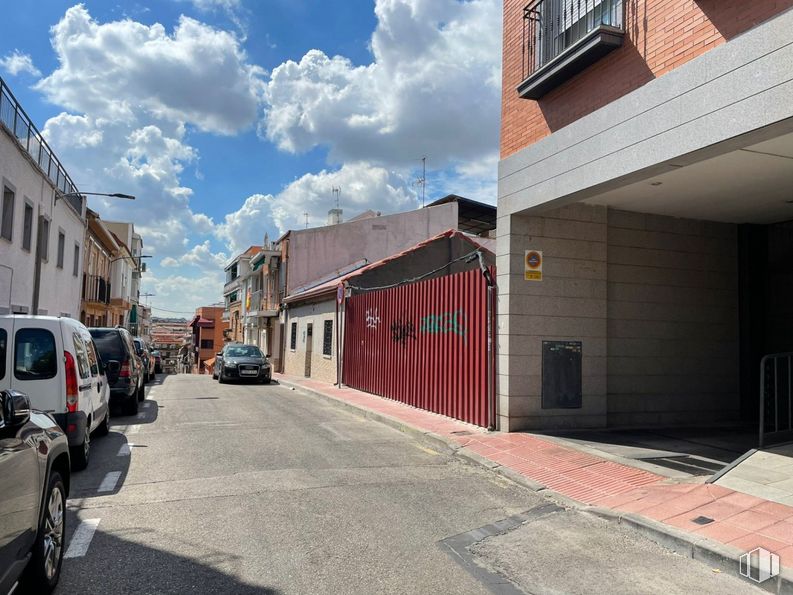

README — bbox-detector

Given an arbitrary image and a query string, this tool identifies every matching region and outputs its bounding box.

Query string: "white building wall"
[0,122,84,317]
[283,300,340,384]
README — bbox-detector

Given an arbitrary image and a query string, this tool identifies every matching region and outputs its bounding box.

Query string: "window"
[14,328,57,380]
[57,230,65,268]
[200,339,214,349]
[1,186,14,241]
[73,243,80,276]
[290,322,297,351]
[39,217,50,261]
[322,320,333,356]
[86,340,100,376]
[72,333,90,379]
[0,329,6,380]
[90,329,126,362]
[22,202,33,251]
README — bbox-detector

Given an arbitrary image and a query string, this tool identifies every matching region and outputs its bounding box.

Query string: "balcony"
[245,290,279,318]
[82,274,111,304]
[518,0,624,100]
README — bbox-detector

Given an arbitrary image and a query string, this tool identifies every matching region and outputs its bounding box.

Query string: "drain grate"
[691,516,714,525]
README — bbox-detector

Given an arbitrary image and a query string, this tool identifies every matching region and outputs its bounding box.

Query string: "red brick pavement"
[277,374,793,569]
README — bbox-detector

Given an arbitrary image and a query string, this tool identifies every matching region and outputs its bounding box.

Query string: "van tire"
[95,408,110,437]
[70,426,90,471]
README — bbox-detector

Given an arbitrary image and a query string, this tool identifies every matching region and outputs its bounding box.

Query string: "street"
[58,375,765,595]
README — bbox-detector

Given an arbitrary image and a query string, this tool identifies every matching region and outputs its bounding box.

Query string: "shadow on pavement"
[56,523,279,594]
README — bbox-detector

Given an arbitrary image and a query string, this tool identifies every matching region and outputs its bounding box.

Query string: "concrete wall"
[284,300,339,384]
[501,0,793,158]
[606,210,739,426]
[285,203,458,294]
[0,124,84,317]
[497,203,740,430]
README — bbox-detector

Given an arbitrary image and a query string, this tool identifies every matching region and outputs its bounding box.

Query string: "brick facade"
[501,0,793,158]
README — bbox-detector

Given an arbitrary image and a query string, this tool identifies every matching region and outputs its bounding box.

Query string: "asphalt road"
[55,374,765,595]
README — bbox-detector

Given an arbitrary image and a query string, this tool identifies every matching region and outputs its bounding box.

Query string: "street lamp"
[56,191,136,204]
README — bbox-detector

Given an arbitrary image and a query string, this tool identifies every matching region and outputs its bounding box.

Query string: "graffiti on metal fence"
[390,315,416,347]
[419,309,467,342]
[365,308,381,329]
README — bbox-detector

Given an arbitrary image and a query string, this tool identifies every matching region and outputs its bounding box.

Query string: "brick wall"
[501,0,793,158]
[606,210,740,425]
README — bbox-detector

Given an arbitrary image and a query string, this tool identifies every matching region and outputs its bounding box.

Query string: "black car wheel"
[70,425,90,471]
[125,393,139,416]
[218,373,226,384]
[22,471,66,593]
[137,380,145,402]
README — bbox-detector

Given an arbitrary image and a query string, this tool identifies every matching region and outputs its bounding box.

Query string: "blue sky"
[0,0,501,315]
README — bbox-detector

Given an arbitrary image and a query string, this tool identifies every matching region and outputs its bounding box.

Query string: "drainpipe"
[473,250,496,431]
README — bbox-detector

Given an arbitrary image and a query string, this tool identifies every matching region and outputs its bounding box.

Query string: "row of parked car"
[0,314,158,594]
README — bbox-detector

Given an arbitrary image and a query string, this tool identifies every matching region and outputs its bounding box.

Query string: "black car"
[89,328,145,415]
[133,338,156,383]
[0,390,70,594]
[214,344,272,384]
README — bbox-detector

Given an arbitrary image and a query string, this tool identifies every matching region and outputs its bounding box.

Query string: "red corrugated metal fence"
[342,268,492,427]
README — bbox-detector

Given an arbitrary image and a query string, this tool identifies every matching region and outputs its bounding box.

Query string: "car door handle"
[79,383,92,391]
[97,381,103,392]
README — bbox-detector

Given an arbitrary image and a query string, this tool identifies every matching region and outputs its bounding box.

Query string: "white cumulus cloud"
[262,0,501,169]
[0,50,41,77]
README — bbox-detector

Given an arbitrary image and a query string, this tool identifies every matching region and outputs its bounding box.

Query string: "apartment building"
[188,306,227,373]
[223,246,262,343]
[104,221,145,331]
[80,208,119,326]
[0,77,85,317]
[498,1,793,435]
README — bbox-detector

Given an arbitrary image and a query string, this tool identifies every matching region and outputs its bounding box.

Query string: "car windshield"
[224,345,263,358]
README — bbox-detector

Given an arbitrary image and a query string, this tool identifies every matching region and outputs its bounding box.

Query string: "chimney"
[327,208,343,226]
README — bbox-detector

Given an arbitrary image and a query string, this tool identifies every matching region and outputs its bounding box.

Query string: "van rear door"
[10,318,63,414]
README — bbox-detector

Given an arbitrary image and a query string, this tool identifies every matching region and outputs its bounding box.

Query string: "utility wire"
[346,250,483,293]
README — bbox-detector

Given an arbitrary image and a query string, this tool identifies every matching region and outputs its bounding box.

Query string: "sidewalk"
[276,373,793,588]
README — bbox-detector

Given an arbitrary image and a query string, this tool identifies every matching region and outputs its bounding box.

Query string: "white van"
[0,315,111,470]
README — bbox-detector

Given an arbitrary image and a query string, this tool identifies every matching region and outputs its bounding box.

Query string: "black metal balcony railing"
[0,77,82,215]
[83,274,111,304]
[521,0,624,91]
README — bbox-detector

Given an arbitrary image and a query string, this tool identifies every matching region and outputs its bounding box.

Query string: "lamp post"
[56,191,136,204]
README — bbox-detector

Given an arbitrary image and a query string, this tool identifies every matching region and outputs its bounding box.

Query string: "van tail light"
[64,351,78,413]
[120,361,130,378]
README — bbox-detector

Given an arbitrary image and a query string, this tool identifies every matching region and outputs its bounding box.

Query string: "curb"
[278,376,793,593]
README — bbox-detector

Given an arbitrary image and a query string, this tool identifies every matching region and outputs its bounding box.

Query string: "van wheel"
[70,426,90,471]
[125,394,139,416]
[95,408,110,437]
[21,471,66,593]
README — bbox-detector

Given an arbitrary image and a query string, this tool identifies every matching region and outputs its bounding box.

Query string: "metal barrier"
[759,352,793,448]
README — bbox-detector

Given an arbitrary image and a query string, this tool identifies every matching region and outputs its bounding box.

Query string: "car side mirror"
[1,390,31,428]
[106,360,121,383]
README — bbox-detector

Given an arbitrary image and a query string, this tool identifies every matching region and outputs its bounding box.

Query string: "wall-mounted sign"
[524,250,543,281]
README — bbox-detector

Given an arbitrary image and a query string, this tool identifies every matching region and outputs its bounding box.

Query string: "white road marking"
[64,518,101,558]
[97,471,121,493]
[117,443,133,456]
[126,424,140,435]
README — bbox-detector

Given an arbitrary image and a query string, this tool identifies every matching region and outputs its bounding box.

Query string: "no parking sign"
[524,250,543,281]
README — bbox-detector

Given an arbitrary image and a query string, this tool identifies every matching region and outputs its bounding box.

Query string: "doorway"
[304,323,313,377]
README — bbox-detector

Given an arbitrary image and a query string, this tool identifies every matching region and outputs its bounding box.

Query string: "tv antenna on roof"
[415,156,427,207]
[304,212,309,229]
[332,186,341,210]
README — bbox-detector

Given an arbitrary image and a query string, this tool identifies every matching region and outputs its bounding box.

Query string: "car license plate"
[240,370,257,375]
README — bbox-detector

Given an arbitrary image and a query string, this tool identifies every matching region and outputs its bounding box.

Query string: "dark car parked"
[152,350,162,374]
[214,344,272,384]
[89,328,145,415]
[0,390,70,594]
[133,338,156,383]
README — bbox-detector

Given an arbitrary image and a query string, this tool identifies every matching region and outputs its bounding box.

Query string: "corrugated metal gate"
[342,267,493,427]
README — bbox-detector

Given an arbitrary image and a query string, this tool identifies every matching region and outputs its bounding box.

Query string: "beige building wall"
[283,300,339,384]
[498,203,740,431]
